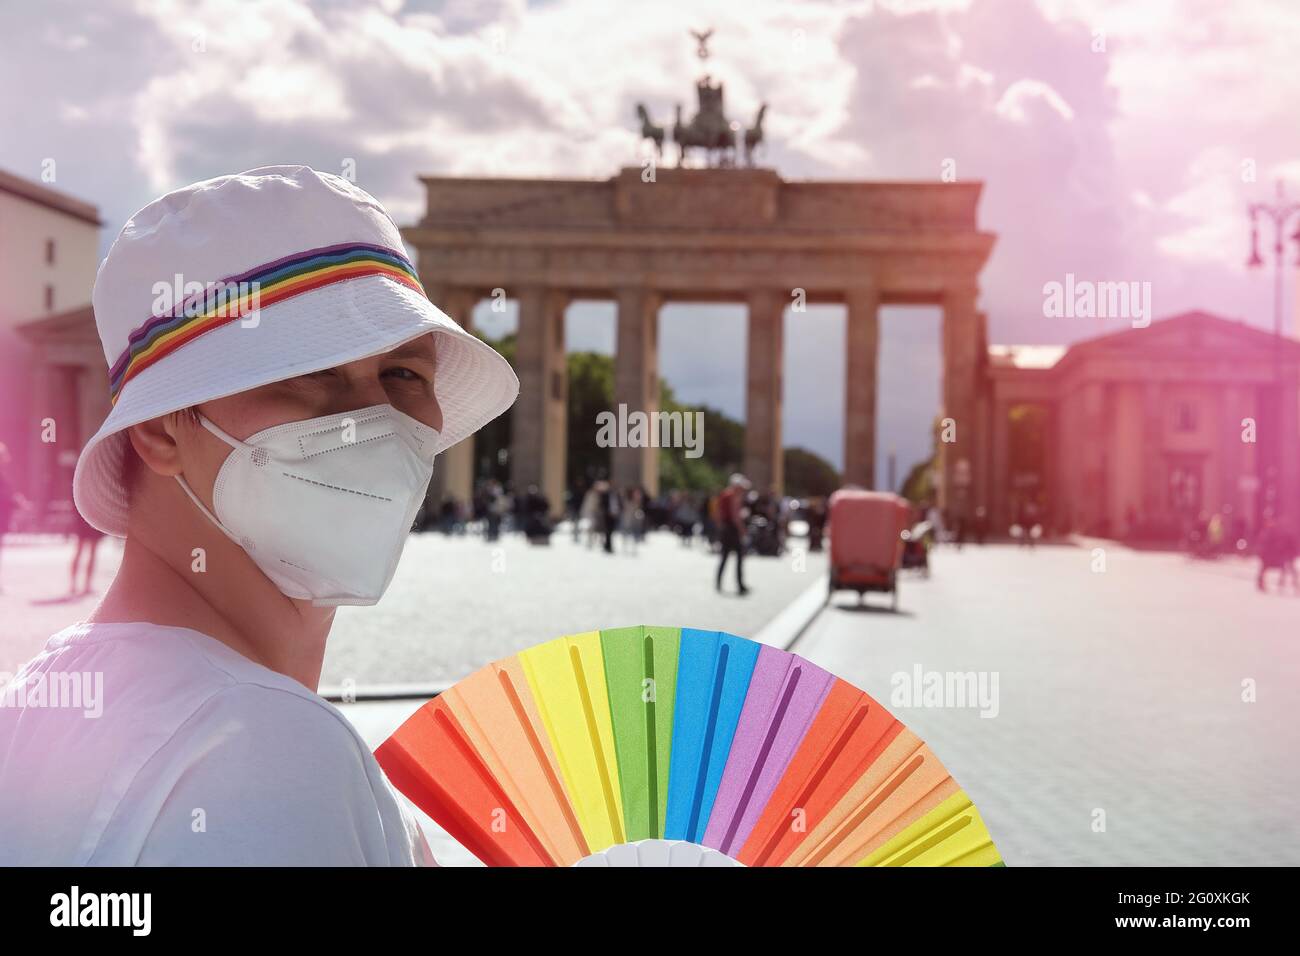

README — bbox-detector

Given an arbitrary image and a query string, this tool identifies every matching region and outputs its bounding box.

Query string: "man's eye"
[383,366,425,382]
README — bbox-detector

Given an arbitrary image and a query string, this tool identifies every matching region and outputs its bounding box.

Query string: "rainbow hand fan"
[375,626,1002,867]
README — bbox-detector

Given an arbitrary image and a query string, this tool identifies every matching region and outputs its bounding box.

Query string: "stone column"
[941,284,982,517]
[613,287,661,495]
[989,398,1010,533]
[843,287,880,489]
[744,288,785,493]
[973,311,991,516]
[1042,402,1060,533]
[29,357,53,523]
[1141,382,1164,520]
[1279,369,1300,524]
[511,287,569,515]
[1217,385,1241,526]
[425,287,479,513]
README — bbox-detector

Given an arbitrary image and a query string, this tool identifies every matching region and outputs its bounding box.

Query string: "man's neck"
[87,531,333,691]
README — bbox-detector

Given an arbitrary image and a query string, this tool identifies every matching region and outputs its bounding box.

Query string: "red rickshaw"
[827,489,912,609]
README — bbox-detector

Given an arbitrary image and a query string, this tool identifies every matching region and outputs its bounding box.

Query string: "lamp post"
[1246,179,1300,340]
[1246,179,1300,525]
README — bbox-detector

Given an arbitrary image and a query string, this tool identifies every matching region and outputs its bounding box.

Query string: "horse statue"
[635,31,770,170]
[635,103,665,159]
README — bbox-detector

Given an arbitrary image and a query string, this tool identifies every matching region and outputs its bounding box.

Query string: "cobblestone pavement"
[322,528,827,687]
[0,529,827,684]
[6,531,1292,867]
[0,535,123,676]
[0,528,826,869]
[795,541,1300,867]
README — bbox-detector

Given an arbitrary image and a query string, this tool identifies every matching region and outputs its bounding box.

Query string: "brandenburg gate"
[403,166,996,515]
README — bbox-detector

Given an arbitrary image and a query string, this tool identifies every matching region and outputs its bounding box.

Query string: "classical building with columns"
[986,311,1300,538]
[0,169,103,528]
[18,164,1293,546]
[403,166,997,516]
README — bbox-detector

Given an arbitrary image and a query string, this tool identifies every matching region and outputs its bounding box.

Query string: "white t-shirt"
[0,622,437,866]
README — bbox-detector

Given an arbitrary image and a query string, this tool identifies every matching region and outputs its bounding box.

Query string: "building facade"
[986,311,1300,539]
[0,170,103,528]
[404,166,996,516]
[6,163,1296,547]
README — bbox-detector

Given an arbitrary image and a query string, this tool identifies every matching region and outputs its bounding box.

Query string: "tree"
[471,330,514,484]
[783,447,841,498]
[899,416,941,504]
[469,331,843,497]
[899,456,935,504]
[566,351,614,487]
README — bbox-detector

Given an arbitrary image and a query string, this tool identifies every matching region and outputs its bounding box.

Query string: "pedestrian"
[569,482,584,542]
[580,483,601,548]
[0,443,29,594]
[620,486,643,554]
[68,499,105,595]
[485,480,506,542]
[522,484,552,543]
[599,480,619,554]
[1257,520,1298,593]
[1207,510,1225,556]
[716,473,751,595]
[672,492,696,547]
[0,166,519,865]
[807,496,826,553]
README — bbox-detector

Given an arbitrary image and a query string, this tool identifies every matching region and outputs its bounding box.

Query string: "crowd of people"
[416,473,837,597]
[0,441,105,597]
[5,432,1298,598]
[1167,507,1298,593]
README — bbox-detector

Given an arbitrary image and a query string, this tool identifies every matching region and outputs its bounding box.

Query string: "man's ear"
[125,414,189,478]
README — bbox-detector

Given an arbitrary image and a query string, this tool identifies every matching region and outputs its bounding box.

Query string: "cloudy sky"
[3,0,1298,483]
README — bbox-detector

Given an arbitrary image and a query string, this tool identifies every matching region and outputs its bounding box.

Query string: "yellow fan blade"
[855,791,1001,866]
[519,631,625,850]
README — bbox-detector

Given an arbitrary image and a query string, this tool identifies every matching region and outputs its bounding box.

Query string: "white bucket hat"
[73,164,518,536]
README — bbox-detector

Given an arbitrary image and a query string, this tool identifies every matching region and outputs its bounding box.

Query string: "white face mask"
[176,403,438,607]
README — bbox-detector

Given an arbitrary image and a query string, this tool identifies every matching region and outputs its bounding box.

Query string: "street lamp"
[1246,179,1300,525]
[1246,179,1300,338]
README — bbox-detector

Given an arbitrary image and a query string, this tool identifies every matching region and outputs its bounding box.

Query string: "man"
[0,442,27,593]
[597,479,619,554]
[0,166,519,865]
[1257,519,1298,593]
[716,473,751,595]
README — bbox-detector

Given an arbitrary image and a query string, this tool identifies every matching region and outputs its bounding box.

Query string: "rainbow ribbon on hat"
[107,242,425,405]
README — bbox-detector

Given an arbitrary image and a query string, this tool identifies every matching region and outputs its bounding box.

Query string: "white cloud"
[994,78,1075,123]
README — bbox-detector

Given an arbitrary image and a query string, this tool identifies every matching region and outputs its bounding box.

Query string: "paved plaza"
[797,542,1300,867]
[2,529,1295,867]
[0,528,827,683]
[323,528,827,688]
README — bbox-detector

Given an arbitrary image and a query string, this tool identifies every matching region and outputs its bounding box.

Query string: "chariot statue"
[635,29,768,169]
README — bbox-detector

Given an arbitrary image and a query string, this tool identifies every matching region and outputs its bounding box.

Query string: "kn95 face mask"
[175,403,438,606]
